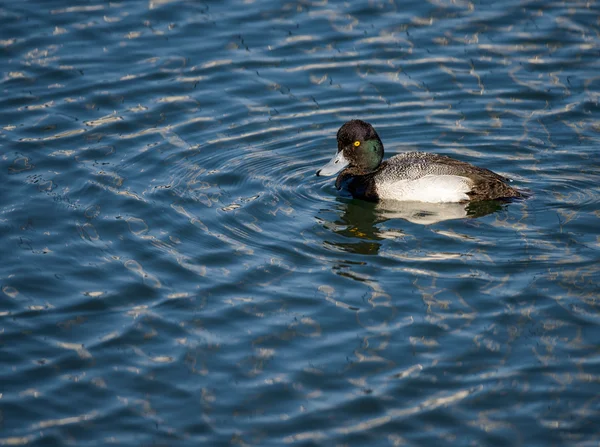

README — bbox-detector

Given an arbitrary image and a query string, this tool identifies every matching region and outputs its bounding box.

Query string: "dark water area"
[1,0,599,445]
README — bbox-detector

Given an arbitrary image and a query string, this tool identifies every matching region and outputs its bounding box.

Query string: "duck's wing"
[379,152,521,201]
[381,152,509,181]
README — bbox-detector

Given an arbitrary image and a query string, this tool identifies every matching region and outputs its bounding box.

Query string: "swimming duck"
[316,120,522,203]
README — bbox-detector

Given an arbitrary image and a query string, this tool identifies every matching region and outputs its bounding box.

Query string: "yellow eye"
[353,141,361,147]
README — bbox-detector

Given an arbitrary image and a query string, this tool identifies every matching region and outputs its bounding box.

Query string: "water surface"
[1,0,600,445]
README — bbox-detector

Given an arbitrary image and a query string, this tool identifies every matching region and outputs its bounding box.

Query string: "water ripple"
[1,0,600,445]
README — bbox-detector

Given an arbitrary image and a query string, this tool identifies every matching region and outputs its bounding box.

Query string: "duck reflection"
[324,198,504,255]
[326,199,384,255]
[376,199,503,225]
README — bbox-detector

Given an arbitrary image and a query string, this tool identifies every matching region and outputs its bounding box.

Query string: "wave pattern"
[1,0,599,445]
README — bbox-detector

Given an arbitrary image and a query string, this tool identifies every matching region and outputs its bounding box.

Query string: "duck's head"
[316,119,384,177]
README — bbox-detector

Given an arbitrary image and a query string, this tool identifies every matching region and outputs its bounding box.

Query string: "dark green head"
[317,120,384,176]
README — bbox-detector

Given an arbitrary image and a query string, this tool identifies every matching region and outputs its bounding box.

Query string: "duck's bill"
[316,151,349,176]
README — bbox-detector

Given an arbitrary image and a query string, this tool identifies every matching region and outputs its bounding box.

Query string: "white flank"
[376,175,472,203]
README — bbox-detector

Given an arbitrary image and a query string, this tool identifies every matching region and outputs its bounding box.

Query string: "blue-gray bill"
[316,151,349,176]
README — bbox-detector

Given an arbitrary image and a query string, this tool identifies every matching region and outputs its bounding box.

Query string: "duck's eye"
[353,141,361,147]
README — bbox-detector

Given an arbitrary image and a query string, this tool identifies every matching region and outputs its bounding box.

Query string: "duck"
[316,119,522,203]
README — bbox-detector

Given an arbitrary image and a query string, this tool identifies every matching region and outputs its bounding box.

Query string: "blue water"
[1,0,599,445]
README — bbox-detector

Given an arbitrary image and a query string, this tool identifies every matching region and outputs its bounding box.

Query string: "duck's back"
[373,152,520,203]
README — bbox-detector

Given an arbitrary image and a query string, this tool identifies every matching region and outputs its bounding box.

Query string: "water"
[1,0,599,445]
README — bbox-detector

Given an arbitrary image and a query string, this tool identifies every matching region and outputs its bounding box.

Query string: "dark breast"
[336,171,379,202]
